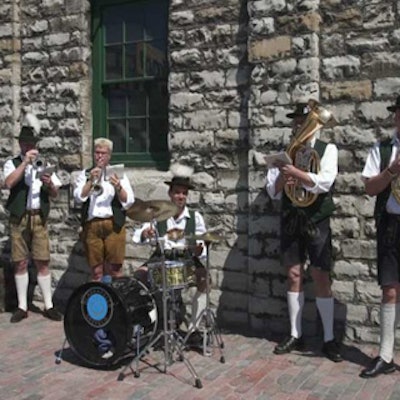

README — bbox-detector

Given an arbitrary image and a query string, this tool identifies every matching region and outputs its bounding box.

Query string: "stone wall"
[1,0,400,345]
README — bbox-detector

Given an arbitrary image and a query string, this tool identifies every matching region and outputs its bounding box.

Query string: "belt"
[26,210,41,216]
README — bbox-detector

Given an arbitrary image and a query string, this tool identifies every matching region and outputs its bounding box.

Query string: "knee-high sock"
[379,303,396,363]
[287,291,304,338]
[395,303,400,329]
[188,291,207,330]
[15,272,29,311]
[37,274,53,310]
[316,297,334,342]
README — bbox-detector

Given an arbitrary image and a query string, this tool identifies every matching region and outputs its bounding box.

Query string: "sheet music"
[105,164,124,180]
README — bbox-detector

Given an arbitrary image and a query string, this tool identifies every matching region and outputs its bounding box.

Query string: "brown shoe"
[10,308,28,323]
[43,308,62,321]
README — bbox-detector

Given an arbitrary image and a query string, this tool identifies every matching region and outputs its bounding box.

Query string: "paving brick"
[1,312,400,399]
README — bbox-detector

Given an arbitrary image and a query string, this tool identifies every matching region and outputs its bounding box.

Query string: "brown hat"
[387,96,400,112]
[165,176,195,190]
[286,103,310,119]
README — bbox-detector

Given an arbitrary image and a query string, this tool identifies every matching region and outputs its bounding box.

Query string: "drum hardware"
[182,233,226,363]
[117,221,203,389]
[126,198,179,222]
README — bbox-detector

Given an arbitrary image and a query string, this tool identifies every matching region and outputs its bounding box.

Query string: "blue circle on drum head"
[86,293,108,321]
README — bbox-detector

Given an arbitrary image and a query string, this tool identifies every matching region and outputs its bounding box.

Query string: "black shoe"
[322,340,343,362]
[187,331,204,347]
[28,303,42,313]
[360,356,396,378]
[10,308,28,323]
[43,308,62,321]
[274,336,304,355]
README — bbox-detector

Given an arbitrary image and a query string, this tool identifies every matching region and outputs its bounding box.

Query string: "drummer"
[132,164,208,343]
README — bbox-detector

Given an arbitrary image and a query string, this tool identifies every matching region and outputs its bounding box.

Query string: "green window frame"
[91,0,170,169]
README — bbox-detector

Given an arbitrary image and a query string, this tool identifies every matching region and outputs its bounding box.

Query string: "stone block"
[249,36,291,62]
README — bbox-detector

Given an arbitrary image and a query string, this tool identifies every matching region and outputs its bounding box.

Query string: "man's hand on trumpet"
[89,167,102,183]
[23,149,39,165]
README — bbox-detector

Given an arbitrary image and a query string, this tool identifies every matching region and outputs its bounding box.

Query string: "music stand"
[117,219,202,388]
[183,237,225,363]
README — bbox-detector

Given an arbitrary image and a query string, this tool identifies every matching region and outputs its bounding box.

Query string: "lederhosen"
[375,139,400,285]
[280,140,336,269]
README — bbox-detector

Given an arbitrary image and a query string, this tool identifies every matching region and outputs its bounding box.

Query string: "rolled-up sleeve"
[362,142,381,180]
[73,169,88,204]
[303,143,338,194]
[266,167,282,200]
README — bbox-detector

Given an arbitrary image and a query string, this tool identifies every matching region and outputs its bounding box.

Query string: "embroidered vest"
[6,157,50,222]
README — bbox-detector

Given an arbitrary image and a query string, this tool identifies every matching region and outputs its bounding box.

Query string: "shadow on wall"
[52,240,91,314]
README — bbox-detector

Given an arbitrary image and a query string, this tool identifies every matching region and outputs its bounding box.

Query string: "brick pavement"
[1,310,400,400]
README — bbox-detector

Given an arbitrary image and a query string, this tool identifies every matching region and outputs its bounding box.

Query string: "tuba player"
[265,101,341,362]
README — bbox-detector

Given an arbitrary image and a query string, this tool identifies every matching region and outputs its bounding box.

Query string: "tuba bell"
[284,99,336,208]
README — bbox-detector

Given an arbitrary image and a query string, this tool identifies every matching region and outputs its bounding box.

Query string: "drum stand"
[118,224,202,389]
[183,240,225,363]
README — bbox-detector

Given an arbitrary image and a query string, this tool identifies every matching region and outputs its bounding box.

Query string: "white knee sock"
[316,297,334,342]
[379,303,396,363]
[287,291,304,338]
[15,272,29,311]
[395,303,400,329]
[188,291,207,330]
[37,274,53,310]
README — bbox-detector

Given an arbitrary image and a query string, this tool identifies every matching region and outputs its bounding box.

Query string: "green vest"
[5,157,50,222]
[281,140,336,223]
[374,138,392,221]
[80,168,126,231]
[157,209,196,245]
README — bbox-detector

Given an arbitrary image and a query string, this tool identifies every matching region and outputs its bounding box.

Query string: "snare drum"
[148,260,196,289]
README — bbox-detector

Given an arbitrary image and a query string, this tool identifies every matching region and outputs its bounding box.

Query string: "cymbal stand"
[118,219,202,388]
[183,240,225,363]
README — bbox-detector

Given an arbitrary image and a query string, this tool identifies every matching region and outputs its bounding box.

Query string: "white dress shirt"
[3,156,62,210]
[73,168,134,220]
[132,206,207,257]
[362,135,400,215]
[266,138,338,200]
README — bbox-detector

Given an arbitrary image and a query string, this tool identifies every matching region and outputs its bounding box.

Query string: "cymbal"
[187,232,226,243]
[126,199,179,222]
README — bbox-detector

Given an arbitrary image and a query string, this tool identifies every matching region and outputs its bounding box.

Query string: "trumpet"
[32,156,46,169]
[89,168,104,196]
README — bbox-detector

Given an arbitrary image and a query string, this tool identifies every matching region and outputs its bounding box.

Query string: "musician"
[4,113,62,323]
[73,138,134,282]
[132,164,208,344]
[266,101,342,362]
[360,95,400,378]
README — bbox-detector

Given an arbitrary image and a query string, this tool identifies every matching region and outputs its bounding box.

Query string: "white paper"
[264,152,292,168]
[38,165,56,178]
[105,164,124,180]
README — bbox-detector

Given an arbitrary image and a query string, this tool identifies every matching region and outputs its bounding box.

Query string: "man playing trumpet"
[74,137,134,281]
[4,113,62,323]
[266,101,342,362]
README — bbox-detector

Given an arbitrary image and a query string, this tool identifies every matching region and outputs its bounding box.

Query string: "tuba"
[284,99,336,208]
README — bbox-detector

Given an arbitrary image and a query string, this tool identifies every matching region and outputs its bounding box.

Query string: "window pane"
[126,43,143,78]
[109,119,127,152]
[145,3,168,40]
[128,83,146,117]
[104,8,123,44]
[149,81,168,117]
[108,86,126,117]
[149,118,168,152]
[105,45,123,80]
[145,41,167,77]
[128,118,147,152]
[126,12,144,42]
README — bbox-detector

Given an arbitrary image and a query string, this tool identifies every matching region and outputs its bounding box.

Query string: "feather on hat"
[165,163,195,189]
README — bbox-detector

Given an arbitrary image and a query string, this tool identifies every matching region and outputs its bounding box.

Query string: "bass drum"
[64,277,157,367]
